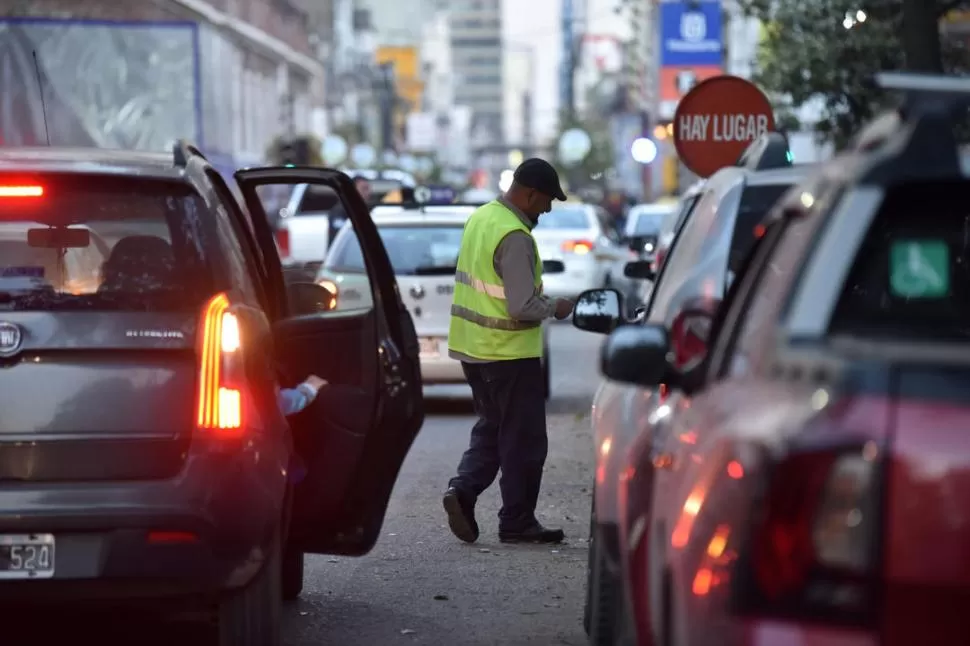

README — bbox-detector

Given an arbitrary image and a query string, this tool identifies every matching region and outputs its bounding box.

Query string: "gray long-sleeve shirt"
[450,197,556,363]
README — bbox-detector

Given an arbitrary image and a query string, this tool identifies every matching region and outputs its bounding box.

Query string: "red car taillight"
[196,292,245,434]
[744,443,881,621]
[275,228,290,258]
[562,239,595,255]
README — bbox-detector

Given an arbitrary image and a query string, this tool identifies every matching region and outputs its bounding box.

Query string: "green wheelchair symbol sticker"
[889,239,950,298]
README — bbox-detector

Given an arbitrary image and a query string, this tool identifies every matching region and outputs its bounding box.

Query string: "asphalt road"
[13,322,603,646]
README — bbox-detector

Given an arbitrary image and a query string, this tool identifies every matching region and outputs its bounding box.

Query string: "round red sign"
[673,75,776,178]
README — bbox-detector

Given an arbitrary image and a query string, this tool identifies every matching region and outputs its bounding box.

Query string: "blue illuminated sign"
[660,0,723,68]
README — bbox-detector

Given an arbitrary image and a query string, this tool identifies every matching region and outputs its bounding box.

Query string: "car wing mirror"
[623,259,655,280]
[287,281,336,315]
[572,288,623,334]
[600,324,670,387]
[542,259,565,274]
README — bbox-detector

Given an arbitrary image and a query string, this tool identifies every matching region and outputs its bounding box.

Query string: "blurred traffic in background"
[4,1,970,646]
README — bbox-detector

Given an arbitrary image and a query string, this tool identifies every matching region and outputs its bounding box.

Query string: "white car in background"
[622,202,677,259]
[532,203,638,308]
[274,169,416,280]
[315,204,559,398]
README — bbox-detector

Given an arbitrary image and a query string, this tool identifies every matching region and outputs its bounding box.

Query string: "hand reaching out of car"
[554,298,575,320]
[304,375,328,393]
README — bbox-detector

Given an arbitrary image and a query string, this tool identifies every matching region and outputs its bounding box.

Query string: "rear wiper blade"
[413,265,457,276]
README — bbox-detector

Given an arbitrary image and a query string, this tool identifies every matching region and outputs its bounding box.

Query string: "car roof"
[746,164,818,186]
[368,206,476,227]
[0,146,186,180]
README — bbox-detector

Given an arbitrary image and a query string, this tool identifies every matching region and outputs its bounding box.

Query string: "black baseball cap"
[512,158,567,201]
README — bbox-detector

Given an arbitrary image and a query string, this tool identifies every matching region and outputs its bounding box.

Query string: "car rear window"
[326,224,464,276]
[728,182,792,273]
[830,180,970,340]
[632,210,668,235]
[535,207,590,229]
[0,174,211,311]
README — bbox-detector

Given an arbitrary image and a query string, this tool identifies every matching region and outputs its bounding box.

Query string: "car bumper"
[0,439,286,604]
[421,354,467,384]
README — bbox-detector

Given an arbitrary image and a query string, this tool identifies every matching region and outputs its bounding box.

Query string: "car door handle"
[379,339,407,396]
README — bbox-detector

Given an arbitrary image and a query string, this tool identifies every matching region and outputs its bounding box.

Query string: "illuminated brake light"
[197,292,243,432]
[561,239,594,255]
[0,185,43,197]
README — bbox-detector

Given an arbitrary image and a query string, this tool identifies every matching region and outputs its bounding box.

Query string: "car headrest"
[99,235,177,292]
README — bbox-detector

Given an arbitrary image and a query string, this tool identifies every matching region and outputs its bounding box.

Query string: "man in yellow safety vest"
[443,158,574,544]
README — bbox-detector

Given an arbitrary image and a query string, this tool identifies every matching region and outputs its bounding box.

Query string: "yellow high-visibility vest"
[448,201,544,360]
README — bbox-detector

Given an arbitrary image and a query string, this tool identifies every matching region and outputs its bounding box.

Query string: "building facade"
[449,0,504,145]
[0,0,322,174]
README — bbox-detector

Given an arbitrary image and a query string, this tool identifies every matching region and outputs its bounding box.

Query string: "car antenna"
[32,50,51,145]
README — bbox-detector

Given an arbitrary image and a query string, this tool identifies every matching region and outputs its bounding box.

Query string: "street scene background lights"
[498,169,515,192]
[843,9,867,29]
[631,137,658,164]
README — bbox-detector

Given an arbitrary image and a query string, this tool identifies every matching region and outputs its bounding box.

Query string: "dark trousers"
[448,358,548,532]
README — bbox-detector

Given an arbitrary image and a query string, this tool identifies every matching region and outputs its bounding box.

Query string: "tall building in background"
[367,0,440,43]
[450,0,504,144]
[502,0,560,148]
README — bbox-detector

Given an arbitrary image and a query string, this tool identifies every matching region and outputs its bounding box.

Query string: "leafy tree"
[265,133,324,166]
[739,0,970,147]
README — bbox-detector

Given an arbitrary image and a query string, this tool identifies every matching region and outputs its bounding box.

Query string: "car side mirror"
[624,260,655,280]
[542,259,566,274]
[572,288,623,334]
[287,282,336,315]
[601,324,670,387]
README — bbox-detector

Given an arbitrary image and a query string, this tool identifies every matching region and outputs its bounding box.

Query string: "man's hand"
[554,298,574,320]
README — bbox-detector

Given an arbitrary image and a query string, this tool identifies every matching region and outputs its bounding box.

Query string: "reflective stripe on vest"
[454,269,545,302]
[447,200,544,360]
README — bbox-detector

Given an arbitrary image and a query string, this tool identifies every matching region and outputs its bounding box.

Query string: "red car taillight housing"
[196,292,247,434]
[737,439,883,625]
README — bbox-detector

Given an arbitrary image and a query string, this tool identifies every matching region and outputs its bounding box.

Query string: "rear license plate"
[419,337,440,358]
[0,534,55,579]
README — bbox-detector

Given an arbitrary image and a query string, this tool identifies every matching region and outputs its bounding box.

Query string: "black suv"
[0,143,424,645]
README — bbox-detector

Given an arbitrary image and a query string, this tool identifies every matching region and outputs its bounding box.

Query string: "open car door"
[235,167,424,556]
